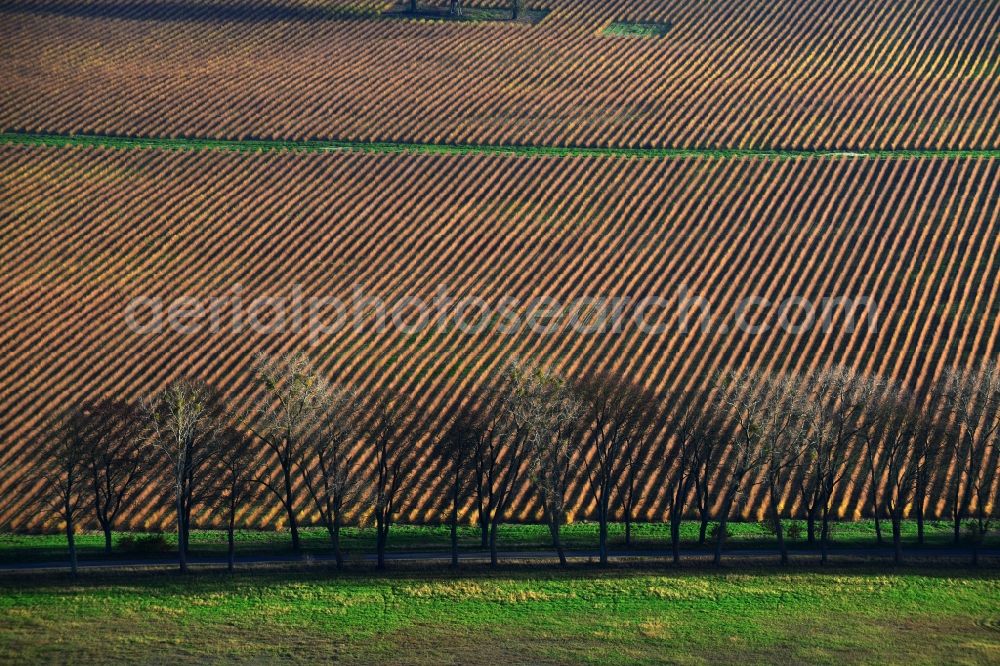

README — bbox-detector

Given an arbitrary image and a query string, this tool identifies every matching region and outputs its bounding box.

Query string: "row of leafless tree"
[35,355,999,575]
[402,1,526,20]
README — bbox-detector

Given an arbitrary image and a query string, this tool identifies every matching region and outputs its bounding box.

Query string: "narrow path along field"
[3,547,997,575]
[5,131,1000,159]
[0,567,997,664]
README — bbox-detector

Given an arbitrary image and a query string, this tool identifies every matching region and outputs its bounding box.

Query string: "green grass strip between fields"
[3,520,995,566]
[3,131,1000,159]
[2,567,998,664]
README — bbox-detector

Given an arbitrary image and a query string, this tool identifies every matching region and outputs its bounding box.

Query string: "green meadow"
[0,566,997,664]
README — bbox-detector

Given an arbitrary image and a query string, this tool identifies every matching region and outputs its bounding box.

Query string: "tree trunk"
[376,518,387,570]
[916,496,925,546]
[549,520,566,567]
[820,508,830,565]
[410,0,417,13]
[774,515,787,566]
[624,515,632,548]
[176,495,188,574]
[227,508,236,573]
[450,485,460,569]
[713,515,728,566]
[333,516,343,571]
[971,520,983,567]
[66,516,78,577]
[807,511,816,545]
[713,494,733,566]
[479,512,489,549]
[182,505,190,558]
[770,490,787,566]
[670,513,682,565]
[892,514,902,565]
[283,466,301,555]
[598,505,608,565]
[698,514,709,545]
[449,0,459,16]
[868,452,883,545]
[489,521,499,566]
[952,485,962,545]
[102,523,113,555]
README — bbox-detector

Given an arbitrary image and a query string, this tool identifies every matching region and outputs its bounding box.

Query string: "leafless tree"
[436,406,479,568]
[661,391,711,564]
[940,362,1000,562]
[711,370,773,566]
[301,383,365,570]
[81,399,146,554]
[617,422,649,549]
[574,370,650,565]
[938,421,967,547]
[616,395,654,551]
[366,389,417,570]
[866,384,924,564]
[247,353,329,555]
[965,435,999,566]
[145,378,227,573]
[215,427,257,572]
[467,385,509,550]
[515,362,582,566]
[861,400,887,546]
[691,407,725,546]
[857,376,902,548]
[909,392,952,546]
[758,375,806,566]
[36,410,90,576]
[474,365,532,566]
[798,367,873,564]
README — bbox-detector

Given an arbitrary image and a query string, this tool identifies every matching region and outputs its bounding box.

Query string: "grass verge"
[0,566,997,664]
[4,132,1000,160]
[1,520,995,566]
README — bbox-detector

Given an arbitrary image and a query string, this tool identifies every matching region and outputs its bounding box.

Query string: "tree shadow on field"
[0,0,372,23]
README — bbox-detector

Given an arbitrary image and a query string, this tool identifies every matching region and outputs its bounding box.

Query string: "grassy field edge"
[3,520,996,566]
[4,131,1000,159]
[2,565,997,664]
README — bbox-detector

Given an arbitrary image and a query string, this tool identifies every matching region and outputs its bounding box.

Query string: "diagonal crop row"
[1,143,999,530]
[0,0,998,150]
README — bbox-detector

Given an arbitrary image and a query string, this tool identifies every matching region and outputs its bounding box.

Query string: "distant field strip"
[2,144,999,530]
[2,0,998,150]
[5,132,1000,159]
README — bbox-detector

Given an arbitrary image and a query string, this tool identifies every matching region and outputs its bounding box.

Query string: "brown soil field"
[1,0,998,149]
[1,143,998,529]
